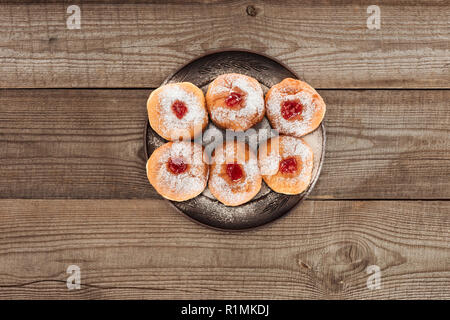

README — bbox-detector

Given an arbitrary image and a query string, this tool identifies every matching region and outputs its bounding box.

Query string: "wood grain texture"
[0,89,448,200]
[0,199,448,299]
[0,1,449,89]
[0,0,448,302]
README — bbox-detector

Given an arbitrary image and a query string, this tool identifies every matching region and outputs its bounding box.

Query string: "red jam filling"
[226,163,244,181]
[171,100,188,119]
[167,157,188,174]
[279,157,298,174]
[281,100,303,120]
[225,92,243,107]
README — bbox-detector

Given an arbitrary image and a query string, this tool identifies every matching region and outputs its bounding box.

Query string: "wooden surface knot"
[298,241,374,294]
[246,5,258,17]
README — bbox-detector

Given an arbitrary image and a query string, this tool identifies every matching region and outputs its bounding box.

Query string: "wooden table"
[0,1,448,299]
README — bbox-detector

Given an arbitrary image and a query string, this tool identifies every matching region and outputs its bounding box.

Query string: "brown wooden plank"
[0,89,449,199]
[315,89,450,199]
[0,199,447,299]
[0,89,153,199]
[0,1,448,88]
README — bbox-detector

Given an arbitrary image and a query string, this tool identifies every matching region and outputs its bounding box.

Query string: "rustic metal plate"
[144,50,325,230]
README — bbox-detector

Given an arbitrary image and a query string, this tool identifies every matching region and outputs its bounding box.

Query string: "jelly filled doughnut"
[208,140,262,206]
[206,73,265,131]
[265,78,325,138]
[258,135,313,195]
[147,141,208,201]
[147,82,208,140]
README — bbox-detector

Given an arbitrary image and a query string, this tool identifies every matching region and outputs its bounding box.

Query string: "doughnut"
[265,78,325,137]
[147,82,208,140]
[258,135,313,195]
[208,140,262,206]
[206,73,265,131]
[146,141,208,201]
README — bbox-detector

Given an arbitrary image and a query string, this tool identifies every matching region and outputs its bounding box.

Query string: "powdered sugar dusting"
[209,144,261,205]
[279,136,313,184]
[266,88,316,137]
[155,142,207,195]
[209,74,264,129]
[259,153,280,176]
[158,84,206,137]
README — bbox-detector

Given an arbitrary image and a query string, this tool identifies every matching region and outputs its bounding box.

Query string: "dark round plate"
[144,50,325,230]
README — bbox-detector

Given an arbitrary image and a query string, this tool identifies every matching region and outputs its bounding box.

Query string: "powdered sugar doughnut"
[147,82,208,140]
[209,141,262,206]
[206,73,265,131]
[266,78,325,137]
[147,141,208,201]
[258,135,313,195]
